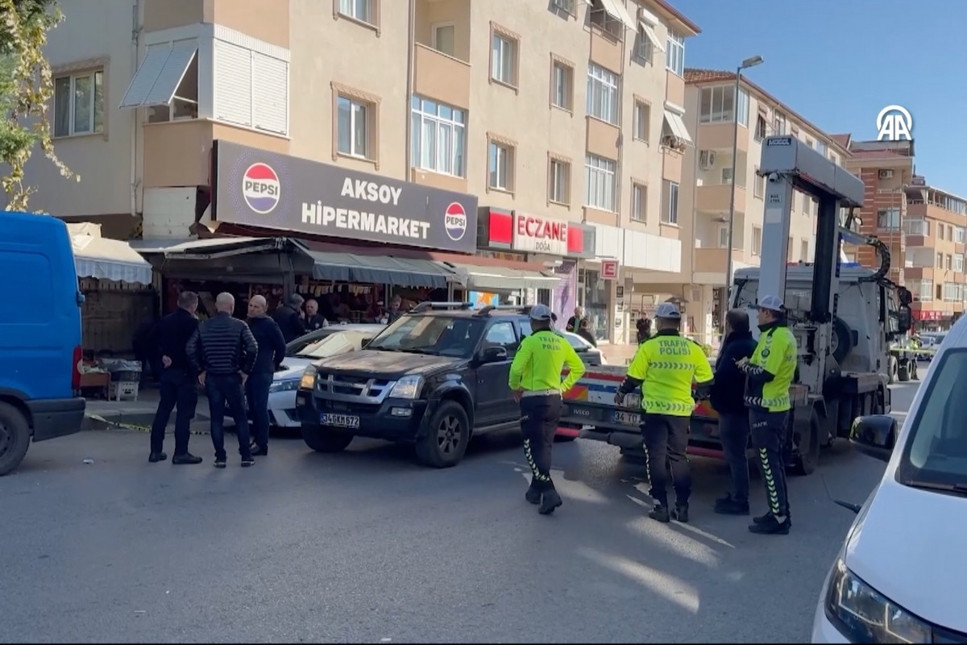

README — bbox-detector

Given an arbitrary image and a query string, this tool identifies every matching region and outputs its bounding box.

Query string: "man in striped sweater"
[187,292,259,468]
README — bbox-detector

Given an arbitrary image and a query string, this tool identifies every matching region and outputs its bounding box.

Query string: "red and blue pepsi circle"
[242,163,280,214]
[444,202,467,242]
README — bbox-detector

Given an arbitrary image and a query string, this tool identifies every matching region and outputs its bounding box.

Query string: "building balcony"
[693,248,747,274]
[412,43,471,111]
[696,121,749,153]
[903,266,935,281]
[696,183,746,214]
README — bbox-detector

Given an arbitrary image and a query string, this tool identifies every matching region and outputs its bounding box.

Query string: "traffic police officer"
[736,294,797,535]
[509,304,586,515]
[615,302,713,523]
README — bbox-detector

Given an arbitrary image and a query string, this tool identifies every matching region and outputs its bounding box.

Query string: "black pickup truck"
[295,303,571,468]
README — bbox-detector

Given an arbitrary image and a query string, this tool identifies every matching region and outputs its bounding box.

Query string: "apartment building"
[19,0,700,344]
[671,69,850,344]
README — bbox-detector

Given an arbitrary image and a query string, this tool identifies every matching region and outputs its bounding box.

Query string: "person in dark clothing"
[245,295,286,456]
[187,292,259,468]
[148,291,203,465]
[636,317,652,344]
[577,317,597,347]
[304,298,328,332]
[710,309,758,515]
[565,306,583,333]
[272,293,307,343]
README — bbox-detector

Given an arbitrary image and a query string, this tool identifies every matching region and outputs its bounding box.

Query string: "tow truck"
[560,135,913,475]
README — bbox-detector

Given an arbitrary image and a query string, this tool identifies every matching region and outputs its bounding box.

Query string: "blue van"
[0,211,86,475]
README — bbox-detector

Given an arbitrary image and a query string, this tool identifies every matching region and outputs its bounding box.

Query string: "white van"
[811,318,967,642]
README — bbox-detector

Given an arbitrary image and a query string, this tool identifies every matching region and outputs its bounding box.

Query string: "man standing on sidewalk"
[710,309,757,515]
[736,295,797,535]
[245,295,286,456]
[187,292,259,468]
[148,291,203,465]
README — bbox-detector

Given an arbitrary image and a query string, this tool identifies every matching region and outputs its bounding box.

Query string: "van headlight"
[825,558,931,642]
[389,375,423,400]
[299,365,318,390]
[270,378,300,394]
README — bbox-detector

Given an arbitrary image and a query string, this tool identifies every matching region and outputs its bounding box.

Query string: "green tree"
[0,0,77,212]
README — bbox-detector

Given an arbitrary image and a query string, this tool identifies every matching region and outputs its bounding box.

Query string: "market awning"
[68,223,153,284]
[130,236,284,258]
[305,250,454,289]
[437,262,560,292]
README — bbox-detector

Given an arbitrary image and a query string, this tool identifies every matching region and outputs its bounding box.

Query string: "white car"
[266,324,385,428]
[812,317,967,642]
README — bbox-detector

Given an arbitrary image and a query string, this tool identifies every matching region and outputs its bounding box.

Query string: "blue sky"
[672,0,967,197]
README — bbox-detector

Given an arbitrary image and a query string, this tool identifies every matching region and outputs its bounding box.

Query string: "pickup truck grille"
[315,372,393,403]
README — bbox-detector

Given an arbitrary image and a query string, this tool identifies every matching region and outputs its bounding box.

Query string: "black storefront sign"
[212,141,479,253]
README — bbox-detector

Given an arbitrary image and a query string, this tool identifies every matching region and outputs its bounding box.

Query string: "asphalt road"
[1,380,920,644]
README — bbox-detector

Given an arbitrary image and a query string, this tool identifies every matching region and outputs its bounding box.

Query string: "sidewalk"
[83,385,213,433]
[600,343,639,366]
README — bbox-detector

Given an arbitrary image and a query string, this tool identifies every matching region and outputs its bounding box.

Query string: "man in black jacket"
[272,293,307,343]
[245,295,286,456]
[187,292,259,468]
[710,309,758,515]
[148,291,203,465]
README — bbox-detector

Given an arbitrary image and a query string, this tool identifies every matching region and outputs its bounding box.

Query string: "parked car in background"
[268,324,385,429]
[560,330,607,366]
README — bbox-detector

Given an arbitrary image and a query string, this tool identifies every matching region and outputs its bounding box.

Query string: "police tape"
[86,414,212,437]
[890,347,937,356]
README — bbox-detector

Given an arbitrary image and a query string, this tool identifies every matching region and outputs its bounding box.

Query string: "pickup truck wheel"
[790,411,821,476]
[887,356,898,384]
[897,361,910,382]
[415,401,470,468]
[0,402,31,477]
[302,425,353,453]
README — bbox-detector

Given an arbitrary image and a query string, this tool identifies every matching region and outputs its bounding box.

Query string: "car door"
[474,320,519,427]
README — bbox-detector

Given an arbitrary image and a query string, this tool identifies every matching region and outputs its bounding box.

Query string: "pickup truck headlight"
[389,375,423,400]
[825,558,931,642]
[299,365,318,390]
[270,378,299,394]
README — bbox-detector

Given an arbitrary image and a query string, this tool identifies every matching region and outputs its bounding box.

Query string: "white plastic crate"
[108,380,140,401]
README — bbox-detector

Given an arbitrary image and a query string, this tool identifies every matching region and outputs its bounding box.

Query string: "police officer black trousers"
[641,413,691,522]
[749,409,791,533]
[520,394,563,515]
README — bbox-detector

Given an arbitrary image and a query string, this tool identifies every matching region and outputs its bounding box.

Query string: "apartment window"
[939,225,946,241]
[631,184,647,222]
[754,166,764,198]
[947,254,953,270]
[876,207,900,230]
[587,64,618,125]
[491,33,517,86]
[338,0,373,24]
[773,112,787,135]
[410,96,466,177]
[911,280,933,300]
[633,101,650,142]
[551,0,575,13]
[551,60,573,110]
[337,96,371,158]
[956,254,965,272]
[721,167,733,184]
[489,140,514,191]
[957,227,966,243]
[802,192,810,213]
[432,24,455,56]
[752,226,762,255]
[754,114,767,140]
[830,153,840,166]
[905,218,929,236]
[944,283,962,302]
[801,239,809,262]
[53,70,104,137]
[549,158,570,204]
[718,226,729,248]
[699,86,748,125]
[937,252,943,268]
[585,154,616,211]
[787,237,794,262]
[805,137,815,149]
[665,30,685,76]
[660,180,679,225]
[817,140,828,157]
[212,39,288,135]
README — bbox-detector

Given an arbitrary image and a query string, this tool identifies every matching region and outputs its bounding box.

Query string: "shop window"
[581,269,609,341]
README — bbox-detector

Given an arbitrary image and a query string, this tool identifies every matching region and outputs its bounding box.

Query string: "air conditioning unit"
[879,169,894,179]
[699,150,716,169]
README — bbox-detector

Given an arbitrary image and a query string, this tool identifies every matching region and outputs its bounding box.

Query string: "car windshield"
[897,348,967,493]
[286,329,335,355]
[366,314,484,357]
[296,331,376,359]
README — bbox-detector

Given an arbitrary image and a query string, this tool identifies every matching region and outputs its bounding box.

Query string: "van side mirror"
[478,346,508,363]
[896,306,912,334]
[849,414,898,462]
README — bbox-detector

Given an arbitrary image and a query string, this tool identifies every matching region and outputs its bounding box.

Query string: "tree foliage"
[0,0,77,212]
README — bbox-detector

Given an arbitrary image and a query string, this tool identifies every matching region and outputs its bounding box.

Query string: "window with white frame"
[699,85,748,125]
[801,239,809,261]
[806,137,815,149]
[337,95,371,158]
[549,158,570,204]
[632,184,647,222]
[947,254,953,270]
[551,0,574,13]
[817,140,828,157]
[904,218,929,236]
[718,226,729,248]
[773,112,787,135]
[634,101,650,142]
[212,39,288,135]
[910,280,932,300]
[754,167,764,198]
[491,33,517,86]
[489,140,513,191]
[955,254,965,273]
[957,227,966,243]
[410,96,466,177]
[53,70,104,137]
[665,30,684,76]
[551,61,572,110]
[432,24,455,56]
[586,64,618,125]
[937,252,943,268]
[877,207,900,229]
[633,26,654,63]
[338,0,373,24]
[752,226,762,255]
[585,154,616,211]
[660,180,679,224]
[944,283,962,302]
[721,167,733,184]
[787,237,794,262]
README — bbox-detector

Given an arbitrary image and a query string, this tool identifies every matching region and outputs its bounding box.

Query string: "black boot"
[648,504,670,523]
[538,486,563,515]
[749,512,791,535]
[148,451,167,463]
[753,509,792,527]
[672,502,689,523]
[525,478,541,505]
[715,494,750,515]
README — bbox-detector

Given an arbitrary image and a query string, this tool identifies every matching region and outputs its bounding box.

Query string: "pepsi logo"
[444,202,467,241]
[242,163,280,214]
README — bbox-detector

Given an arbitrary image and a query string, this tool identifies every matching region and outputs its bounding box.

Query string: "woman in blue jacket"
[710,309,758,515]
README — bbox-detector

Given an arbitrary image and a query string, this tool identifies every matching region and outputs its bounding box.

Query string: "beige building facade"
[20,0,701,344]
[675,69,850,345]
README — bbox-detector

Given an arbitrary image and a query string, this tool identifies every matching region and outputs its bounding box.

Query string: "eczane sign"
[514,215,568,255]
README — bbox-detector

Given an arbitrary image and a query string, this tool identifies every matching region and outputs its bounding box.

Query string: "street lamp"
[721,55,764,331]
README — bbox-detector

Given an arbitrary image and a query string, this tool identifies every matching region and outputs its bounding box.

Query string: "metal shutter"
[252,52,288,135]
[213,39,253,127]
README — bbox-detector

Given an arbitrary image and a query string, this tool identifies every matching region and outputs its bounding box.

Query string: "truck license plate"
[321,413,359,429]
[612,410,640,426]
